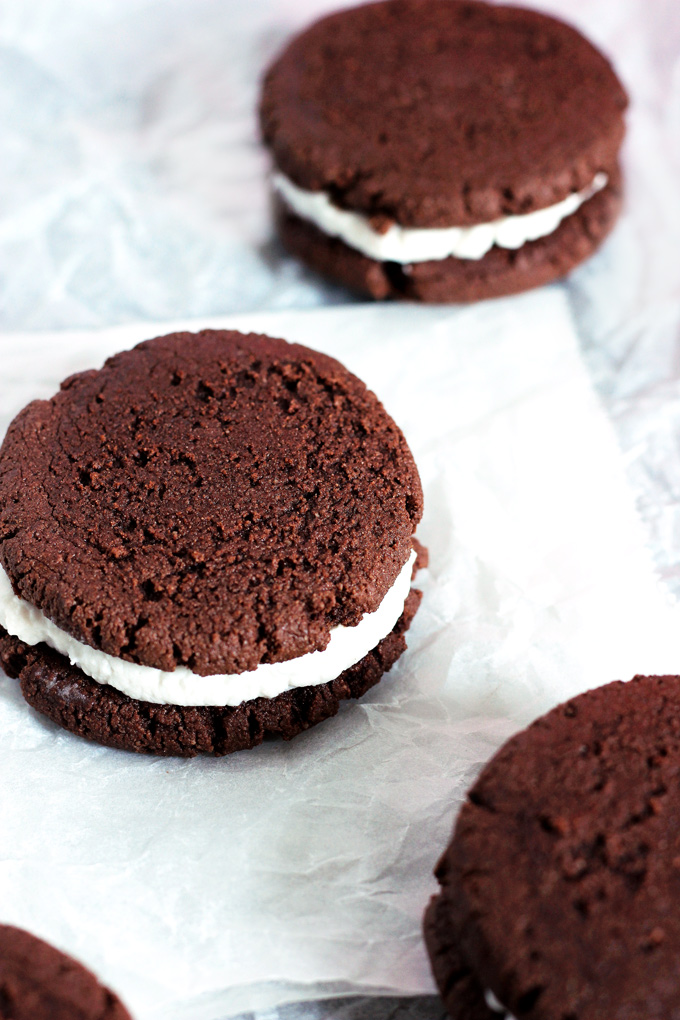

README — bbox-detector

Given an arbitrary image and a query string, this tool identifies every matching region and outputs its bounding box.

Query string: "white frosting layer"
[485,990,516,1019]
[0,551,416,707]
[273,171,608,264]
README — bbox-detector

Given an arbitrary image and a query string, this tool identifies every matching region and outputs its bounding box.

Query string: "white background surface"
[1,2,680,1019]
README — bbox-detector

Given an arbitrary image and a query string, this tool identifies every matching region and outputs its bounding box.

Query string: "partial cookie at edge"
[426,675,680,1020]
[0,924,132,1020]
[0,590,421,756]
[0,331,423,675]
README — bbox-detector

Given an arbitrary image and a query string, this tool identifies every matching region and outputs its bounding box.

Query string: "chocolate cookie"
[0,924,132,1020]
[260,0,627,302]
[0,330,425,755]
[424,675,680,1020]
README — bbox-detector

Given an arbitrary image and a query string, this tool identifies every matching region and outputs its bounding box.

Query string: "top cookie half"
[260,0,627,228]
[0,331,422,676]
[0,925,132,1020]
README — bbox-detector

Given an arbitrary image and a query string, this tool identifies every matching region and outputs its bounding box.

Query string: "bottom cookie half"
[424,892,498,1020]
[0,589,421,757]
[274,169,622,304]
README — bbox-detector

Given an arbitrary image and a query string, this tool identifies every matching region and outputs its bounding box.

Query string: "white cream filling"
[0,551,416,707]
[273,171,608,264]
[485,990,516,1019]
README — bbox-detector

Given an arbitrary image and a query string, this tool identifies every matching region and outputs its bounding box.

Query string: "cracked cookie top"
[433,675,680,1020]
[0,330,422,675]
[260,0,627,227]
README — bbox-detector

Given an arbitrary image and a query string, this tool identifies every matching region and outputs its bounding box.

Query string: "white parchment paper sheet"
[1,0,679,1017]
[2,292,680,1019]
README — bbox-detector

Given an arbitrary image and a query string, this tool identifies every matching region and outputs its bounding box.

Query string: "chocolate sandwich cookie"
[0,330,425,756]
[260,0,627,302]
[424,675,680,1020]
[0,924,132,1019]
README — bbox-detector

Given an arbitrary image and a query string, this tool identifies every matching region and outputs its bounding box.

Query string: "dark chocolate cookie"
[0,330,422,674]
[425,675,680,1020]
[261,0,627,301]
[0,924,132,1020]
[0,331,424,755]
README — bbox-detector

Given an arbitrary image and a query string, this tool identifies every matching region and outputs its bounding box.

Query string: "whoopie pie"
[260,0,627,302]
[0,330,425,756]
